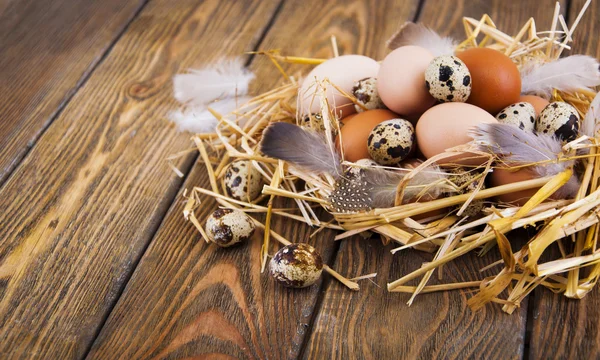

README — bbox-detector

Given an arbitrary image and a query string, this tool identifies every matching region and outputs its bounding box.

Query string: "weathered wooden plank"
[86,1,420,359]
[528,0,600,358]
[302,1,564,358]
[0,0,148,186]
[0,1,280,358]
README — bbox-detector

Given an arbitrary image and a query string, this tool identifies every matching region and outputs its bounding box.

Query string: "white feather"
[520,55,600,98]
[169,96,251,133]
[173,57,254,107]
[386,22,456,56]
[583,91,600,137]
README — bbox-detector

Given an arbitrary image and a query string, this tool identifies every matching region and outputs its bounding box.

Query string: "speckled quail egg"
[269,243,323,288]
[224,160,264,201]
[449,168,485,218]
[536,102,580,141]
[205,208,255,247]
[300,113,327,132]
[352,77,387,112]
[495,102,536,131]
[367,119,415,165]
[425,55,471,103]
[345,158,378,179]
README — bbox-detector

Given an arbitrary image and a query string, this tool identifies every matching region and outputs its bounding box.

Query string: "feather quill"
[260,122,342,177]
[583,91,600,137]
[173,57,254,107]
[386,22,456,56]
[169,96,251,133]
[471,123,579,198]
[520,55,600,98]
[365,166,448,208]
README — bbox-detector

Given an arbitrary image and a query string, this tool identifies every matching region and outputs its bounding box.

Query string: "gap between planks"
[81,1,287,357]
[0,0,151,190]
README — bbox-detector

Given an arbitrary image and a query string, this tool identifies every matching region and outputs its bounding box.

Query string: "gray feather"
[260,122,342,177]
[363,165,447,208]
[362,168,404,208]
[471,123,579,198]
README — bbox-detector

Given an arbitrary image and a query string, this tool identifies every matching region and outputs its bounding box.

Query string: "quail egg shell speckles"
[425,55,471,103]
[496,102,536,131]
[224,160,263,201]
[269,243,323,288]
[205,208,255,247]
[449,169,485,217]
[352,77,386,112]
[367,119,415,165]
[536,102,580,141]
[300,113,327,132]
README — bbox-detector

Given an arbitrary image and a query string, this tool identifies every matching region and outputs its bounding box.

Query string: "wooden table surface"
[1,0,599,358]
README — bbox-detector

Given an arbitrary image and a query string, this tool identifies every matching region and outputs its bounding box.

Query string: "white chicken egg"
[299,55,380,119]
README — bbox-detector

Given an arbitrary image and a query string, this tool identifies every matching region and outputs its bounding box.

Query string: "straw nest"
[177,1,600,312]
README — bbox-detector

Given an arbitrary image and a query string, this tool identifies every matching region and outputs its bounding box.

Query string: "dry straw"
[180,0,600,312]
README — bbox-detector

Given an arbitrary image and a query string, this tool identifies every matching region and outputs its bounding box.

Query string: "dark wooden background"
[0,0,598,358]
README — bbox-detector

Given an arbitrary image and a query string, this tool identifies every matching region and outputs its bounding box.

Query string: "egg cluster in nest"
[175,4,600,313]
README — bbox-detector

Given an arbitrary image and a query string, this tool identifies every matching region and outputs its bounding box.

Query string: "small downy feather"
[329,165,448,212]
[260,122,342,177]
[173,57,254,107]
[169,96,251,133]
[471,123,579,198]
[583,91,600,137]
[520,55,600,98]
[386,22,456,56]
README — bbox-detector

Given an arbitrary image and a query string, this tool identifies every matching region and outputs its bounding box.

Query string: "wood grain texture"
[87,1,420,359]
[528,1,600,358]
[302,1,564,359]
[88,166,337,359]
[0,1,280,358]
[250,0,421,87]
[417,0,566,39]
[0,0,147,186]
[304,239,526,359]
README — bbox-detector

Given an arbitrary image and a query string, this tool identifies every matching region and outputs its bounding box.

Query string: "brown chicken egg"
[456,48,521,114]
[416,102,497,165]
[377,46,436,116]
[490,167,540,206]
[336,109,398,162]
[519,95,550,116]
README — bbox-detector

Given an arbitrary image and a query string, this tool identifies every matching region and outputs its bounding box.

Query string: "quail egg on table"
[536,102,580,141]
[205,208,255,247]
[352,77,387,112]
[367,118,415,165]
[425,55,471,103]
[224,160,264,201]
[269,243,323,288]
[495,102,536,131]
